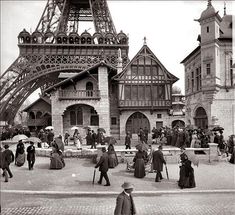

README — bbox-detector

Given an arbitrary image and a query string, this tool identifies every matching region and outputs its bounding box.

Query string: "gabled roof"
[23,95,51,112]
[180,46,201,64]
[44,60,116,93]
[113,44,178,82]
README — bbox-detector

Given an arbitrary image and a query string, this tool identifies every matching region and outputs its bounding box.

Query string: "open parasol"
[45,126,54,130]
[211,126,224,131]
[98,128,106,133]
[105,136,117,145]
[184,150,199,166]
[71,126,79,130]
[24,137,41,143]
[83,126,91,130]
[135,142,149,151]
[12,134,28,142]
[54,137,64,151]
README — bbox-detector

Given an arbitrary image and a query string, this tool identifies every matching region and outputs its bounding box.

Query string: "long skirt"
[15,153,25,167]
[50,153,65,169]
[108,153,118,168]
[178,166,196,189]
[74,138,81,149]
[134,158,146,178]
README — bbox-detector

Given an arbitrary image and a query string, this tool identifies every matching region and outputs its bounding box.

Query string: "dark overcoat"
[114,192,136,215]
[27,145,35,161]
[2,149,14,165]
[152,150,166,171]
[95,152,109,172]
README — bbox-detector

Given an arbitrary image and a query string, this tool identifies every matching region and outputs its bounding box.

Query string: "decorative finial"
[118,48,122,63]
[224,2,226,16]
[143,37,147,45]
[208,0,212,7]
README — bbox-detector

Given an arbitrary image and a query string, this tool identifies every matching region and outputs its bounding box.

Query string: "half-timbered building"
[34,41,182,140]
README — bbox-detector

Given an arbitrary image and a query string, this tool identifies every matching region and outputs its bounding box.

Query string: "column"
[52,114,63,137]
[51,92,64,137]
[98,66,111,136]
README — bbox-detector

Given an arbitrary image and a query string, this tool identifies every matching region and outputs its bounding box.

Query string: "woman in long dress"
[107,143,118,168]
[50,141,65,170]
[133,149,147,178]
[178,149,196,189]
[73,129,82,150]
[190,130,199,148]
[15,140,25,167]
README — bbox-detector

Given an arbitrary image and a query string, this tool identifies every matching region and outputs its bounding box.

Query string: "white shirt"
[123,190,130,196]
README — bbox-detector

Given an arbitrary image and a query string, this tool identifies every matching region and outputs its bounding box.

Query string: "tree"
[172,86,182,94]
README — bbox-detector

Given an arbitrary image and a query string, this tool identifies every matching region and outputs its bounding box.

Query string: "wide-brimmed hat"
[121,182,134,190]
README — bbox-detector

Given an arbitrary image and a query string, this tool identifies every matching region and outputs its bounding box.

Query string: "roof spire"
[208,0,212,7]
[143,37,147,45]
[224,2,226,16]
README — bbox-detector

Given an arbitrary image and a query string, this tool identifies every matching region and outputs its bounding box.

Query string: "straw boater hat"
[121,182,134,190]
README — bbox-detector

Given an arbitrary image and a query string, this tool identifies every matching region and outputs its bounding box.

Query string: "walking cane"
[92,169,96,185]
[165,164,169,180]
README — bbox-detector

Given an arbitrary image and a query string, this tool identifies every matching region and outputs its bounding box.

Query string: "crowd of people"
[1,126,31,140]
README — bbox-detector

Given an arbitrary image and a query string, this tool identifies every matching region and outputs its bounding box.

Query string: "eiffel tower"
[0,0,129,124]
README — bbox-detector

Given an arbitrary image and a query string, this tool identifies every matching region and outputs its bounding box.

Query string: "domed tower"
[196,0,222,91]
[181,0,234,137]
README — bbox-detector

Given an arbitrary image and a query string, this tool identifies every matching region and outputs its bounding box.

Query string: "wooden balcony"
[118,100,171,109]
[27,118,49,126]
[58,90,100,100]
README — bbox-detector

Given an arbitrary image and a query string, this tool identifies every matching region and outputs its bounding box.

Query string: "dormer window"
[207,26,210,33]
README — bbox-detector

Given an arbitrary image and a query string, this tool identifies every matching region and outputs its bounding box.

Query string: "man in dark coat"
[85,130,92,146]
[152,145,166,182]
[95,147,110,186]
[138,128,145,143]
[2,144,14,180]
[143,127,149,142]
[125,132,131,150]
[0,147,8,182]
[114,182,136,215]
[27,142,36,170]
[91,130,97,149]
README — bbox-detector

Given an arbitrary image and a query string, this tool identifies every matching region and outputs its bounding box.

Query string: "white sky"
[1,0,234,103]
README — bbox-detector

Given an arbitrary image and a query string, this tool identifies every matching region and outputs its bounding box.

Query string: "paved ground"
[1,193,235,215]
[1,143,234,214]
[1,144,235,192]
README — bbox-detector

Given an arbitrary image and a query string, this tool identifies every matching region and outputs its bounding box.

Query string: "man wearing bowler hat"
[95,147,110,186]
[114,182,136,215]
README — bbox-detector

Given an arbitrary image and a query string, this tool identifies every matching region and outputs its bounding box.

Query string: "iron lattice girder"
[0,44,128,122]
[36,0,117,35]
[1,0,128,123]
[0,43,128,101]
[0,79,42,123]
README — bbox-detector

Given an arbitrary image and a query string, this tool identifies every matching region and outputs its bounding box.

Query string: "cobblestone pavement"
[1,193,235,215]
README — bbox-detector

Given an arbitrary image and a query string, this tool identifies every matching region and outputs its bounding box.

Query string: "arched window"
[36,111,42,119]
[70,111,76,125]
[29,112,35,119]
[90,108,99,126]
[77,107,83,125]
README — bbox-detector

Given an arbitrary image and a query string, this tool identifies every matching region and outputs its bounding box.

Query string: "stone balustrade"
[35,143,219,164]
